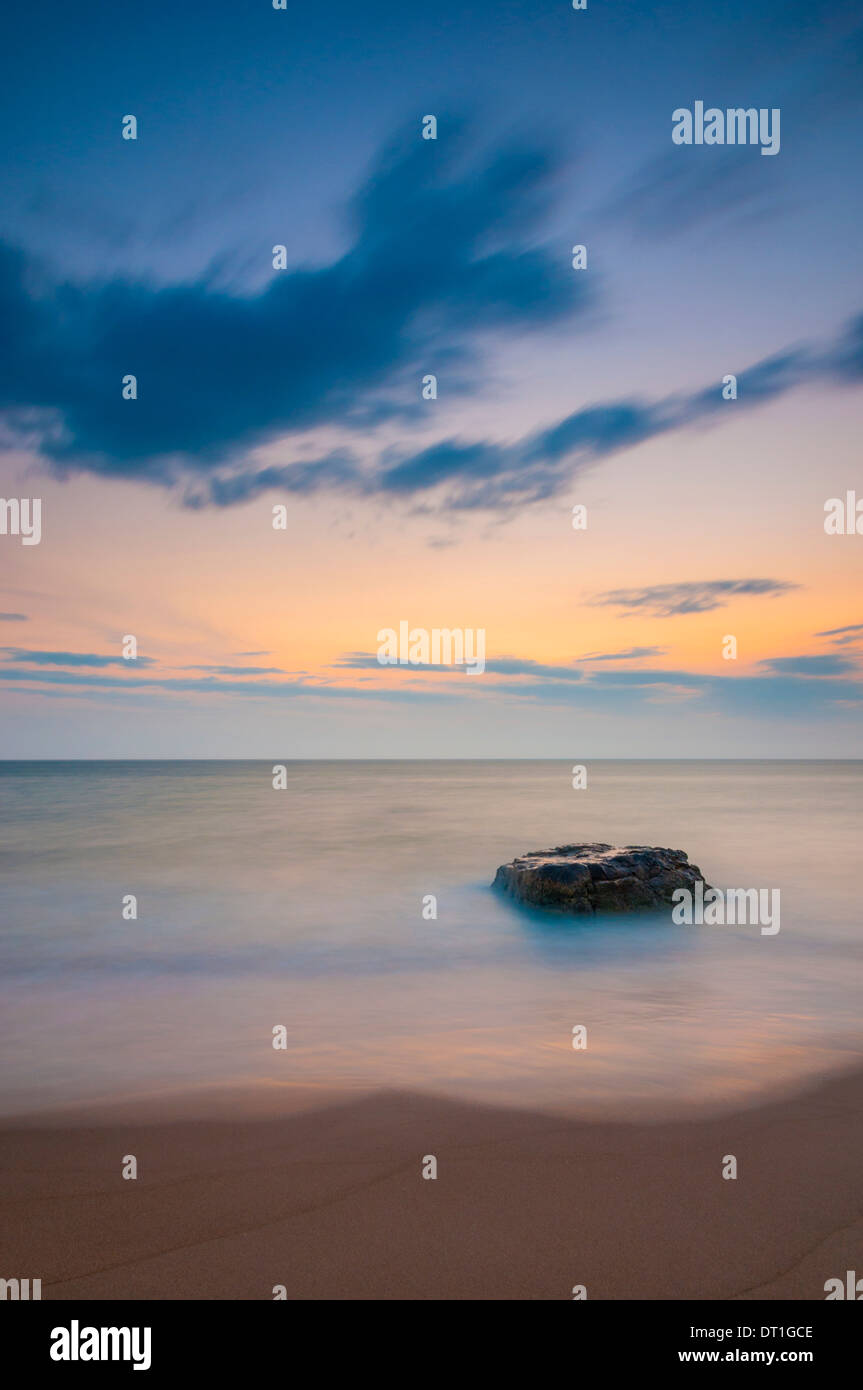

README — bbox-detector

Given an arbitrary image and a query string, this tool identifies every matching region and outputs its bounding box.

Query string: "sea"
[1,760,860,1118]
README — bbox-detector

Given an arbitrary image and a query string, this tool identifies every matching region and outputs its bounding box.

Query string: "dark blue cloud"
[0,126,586,478]
[379,440,510,495]
[0,612,27,622]
[527,402,660,463]
[358,315,863,511]
[371,402,668,509]
[828,314,863,380]
[684,349,811,419]
[183,454,362,508]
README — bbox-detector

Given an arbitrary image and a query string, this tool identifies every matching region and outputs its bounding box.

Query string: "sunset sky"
[1,0,862,756]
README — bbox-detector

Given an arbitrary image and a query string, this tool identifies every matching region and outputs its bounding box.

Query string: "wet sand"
[2,1068,861,1300]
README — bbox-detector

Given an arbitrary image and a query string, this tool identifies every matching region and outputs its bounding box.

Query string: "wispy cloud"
[335,653,588,680]
[815,622,863,645]
[2,648,156,668]
[579,646,667,661]
[590,579,798,618]
[185,315,863,511]
[0,666,464,705]
[760,653,859,676]
[1,656,859,722]
[181,664,284,676]
[600,148,784,238]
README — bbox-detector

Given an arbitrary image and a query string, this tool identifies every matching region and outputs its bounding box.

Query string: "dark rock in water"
[492,843,709,915]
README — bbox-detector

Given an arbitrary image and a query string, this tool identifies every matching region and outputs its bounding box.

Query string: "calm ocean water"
[1,761,860,1118]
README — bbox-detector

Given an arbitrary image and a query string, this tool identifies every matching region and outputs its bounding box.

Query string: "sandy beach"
[2,1066,861,1301]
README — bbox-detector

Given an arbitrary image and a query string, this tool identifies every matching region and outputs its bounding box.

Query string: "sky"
[1,0,862,757]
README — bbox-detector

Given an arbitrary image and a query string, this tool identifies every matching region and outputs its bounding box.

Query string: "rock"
[492,843,709,915]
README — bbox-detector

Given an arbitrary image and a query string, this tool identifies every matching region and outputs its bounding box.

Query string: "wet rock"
[492,843,709,915]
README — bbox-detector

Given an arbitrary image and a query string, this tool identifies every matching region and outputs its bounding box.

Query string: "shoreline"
[2,1066,862,1300]
[3,1047,863,1130]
